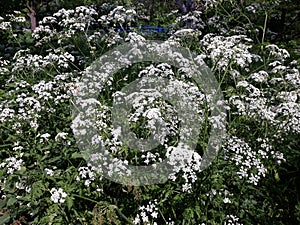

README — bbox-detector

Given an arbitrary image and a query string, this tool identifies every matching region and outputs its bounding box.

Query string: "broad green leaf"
[71,152,83,159]
[0,213,10,224]
[7,197,17,207]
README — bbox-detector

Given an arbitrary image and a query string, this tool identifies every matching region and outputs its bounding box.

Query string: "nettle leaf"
[0,200,6,209]
[47,156,61,164]
[7,197,17,207]
[71,152,84,159]
[66,196,74,210]
[194,205,201,217]
[32,180,48,199]
[0,213,10,224]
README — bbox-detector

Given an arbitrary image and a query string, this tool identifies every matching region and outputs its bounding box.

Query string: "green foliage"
[0,1,299,224]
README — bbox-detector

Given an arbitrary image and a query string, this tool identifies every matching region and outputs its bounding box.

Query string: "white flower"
[151,211,158,218]
[223,197,231,204]
[249,71,268,83]
[50,188,67,203]
[266,44,290,60]
[40,133,51,139]
[133,216,140,224]
[224,214,243,225]
[55,132,68,141]
[134,200,159,224]
[44,168,54,176]
[77,166,97,186]
[2,156,23,174]
[203,0,220,8]
[223,136,271,185]
[200,34,258,71]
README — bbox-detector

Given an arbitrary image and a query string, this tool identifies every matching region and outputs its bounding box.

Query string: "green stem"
[262,12,268,44]
[73,194,133,224]
[115,207,134,224]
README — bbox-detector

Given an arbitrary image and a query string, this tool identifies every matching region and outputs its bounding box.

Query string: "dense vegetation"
[0,0,299,224]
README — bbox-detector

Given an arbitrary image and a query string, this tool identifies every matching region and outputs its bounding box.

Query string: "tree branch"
[27,1,36,31]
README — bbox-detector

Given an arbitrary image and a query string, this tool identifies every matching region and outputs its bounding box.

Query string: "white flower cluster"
[117,84,178,147]
[76,165,99,186]
[0,58,10,74]
[229,57,300,134]
[0,106,15,123]
[224,214,243,225]
[44,168,54,176]
[203,0,221,9]
[167,143,202,192]
[32,23,57,44]
[33,6,98,46]
[1,176,31,200]
[134,199,159,225]
[98,6,136,27]
[71,98,132,178]
[0,154,23,175]
[38,133,51,143]
[224,137,264,184]
[200,34,261,72]
[6,11,26,23]
[169,28,202,47]
[174,10,204,30]
[31,4,138,50]
[0,11,25,31]
[258,138,285,164]
[136,63,206,140]
[50,187,67,204]
[15,179,31,193]
[54,6,98,30]
[72,58,207,183]
[248,70,269,83]
[104,29,124,47]
[55,132,68,141]
[125,32,146,45]
[266,44,290,60]
[223,136,285,185]
[0,72,73,136]
[245,3,261,14]
[12,48,74,72]
[0,21,11,30]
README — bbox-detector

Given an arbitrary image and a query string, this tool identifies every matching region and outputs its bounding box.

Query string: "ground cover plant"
[0,0,299,224]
